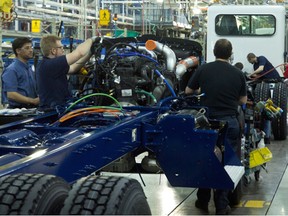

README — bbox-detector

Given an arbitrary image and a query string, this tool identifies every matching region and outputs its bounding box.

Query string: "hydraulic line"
[250,63,285,80]
[158,96,183,108]
[112,51,159,64]
[103,43,141,63]
[154,69,176,97]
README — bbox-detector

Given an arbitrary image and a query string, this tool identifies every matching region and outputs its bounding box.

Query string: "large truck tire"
[254,82,270,102]
[61,175,151,215]
[253,82,270,131]
[0,173,70,215]
[271,82,287,140]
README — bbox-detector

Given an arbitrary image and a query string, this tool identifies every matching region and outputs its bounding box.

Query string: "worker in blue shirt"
[2,37,39,108]
[36,35,97,110]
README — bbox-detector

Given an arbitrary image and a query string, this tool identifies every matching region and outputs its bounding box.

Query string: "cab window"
[215,14,276,36]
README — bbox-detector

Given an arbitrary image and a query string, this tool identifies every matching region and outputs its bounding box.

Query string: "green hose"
[80,105,122,111]
[64,93,122,113]
[135,89,157,104]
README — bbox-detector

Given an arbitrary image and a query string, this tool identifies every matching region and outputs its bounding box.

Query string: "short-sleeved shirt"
[36,56,71,109]
[254,56,280,79]
[187,60,247,117]
[2,59,38,108]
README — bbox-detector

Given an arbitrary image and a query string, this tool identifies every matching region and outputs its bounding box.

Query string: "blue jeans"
[263,120,271,138]
[197,116,240,210]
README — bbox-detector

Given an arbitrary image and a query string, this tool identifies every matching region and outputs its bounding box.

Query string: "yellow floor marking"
[244,200,265,208]
[233,201,245,207]
[265,202,271,206]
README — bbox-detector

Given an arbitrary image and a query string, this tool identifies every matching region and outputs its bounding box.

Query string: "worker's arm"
[68,52,92,74]
[239,95,247,105]
[66,37,96,74]
[185,86,200,95]
[250,65,264,76]
[185,86,194,95]
[7,92,39,105]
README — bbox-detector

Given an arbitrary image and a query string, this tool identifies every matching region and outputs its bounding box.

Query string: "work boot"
[195,200,209,212]
[216,205,231,215]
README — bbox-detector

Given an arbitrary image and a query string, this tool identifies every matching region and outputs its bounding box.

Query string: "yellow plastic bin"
[249,147,273,168]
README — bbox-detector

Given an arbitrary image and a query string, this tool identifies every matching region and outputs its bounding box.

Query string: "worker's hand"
[248,73,257,78]
[29,97,40,105]
[90,38,103,56]
[91,36,100,43]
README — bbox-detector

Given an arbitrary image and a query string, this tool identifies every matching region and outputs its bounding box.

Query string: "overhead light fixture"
[193,7,202,15]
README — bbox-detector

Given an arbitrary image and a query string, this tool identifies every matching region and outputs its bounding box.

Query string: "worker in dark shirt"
[2,37,39,108]
[185,38,247,215]
[247,53,280,144]
[36,35,98,110]
[234,62,244,71]
[247,53,280,80]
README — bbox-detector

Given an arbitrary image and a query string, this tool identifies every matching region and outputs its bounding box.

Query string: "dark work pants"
[197,116,240,211]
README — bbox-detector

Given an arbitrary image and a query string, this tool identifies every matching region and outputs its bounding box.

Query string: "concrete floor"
[102,138,288,215]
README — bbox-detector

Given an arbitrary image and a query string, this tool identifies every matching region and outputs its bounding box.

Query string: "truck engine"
[78,35,202,107]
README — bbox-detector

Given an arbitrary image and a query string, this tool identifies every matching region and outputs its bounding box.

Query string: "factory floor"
[102,137,288,215]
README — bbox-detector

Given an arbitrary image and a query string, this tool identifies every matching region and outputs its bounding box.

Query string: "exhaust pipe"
[176,56,199,79]
[145,40,177,72]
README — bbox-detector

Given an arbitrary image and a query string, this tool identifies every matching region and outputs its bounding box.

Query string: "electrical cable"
[62,106,122,117]
[51,106,122,126]
[59,108,121,123]
[64,93,122,114]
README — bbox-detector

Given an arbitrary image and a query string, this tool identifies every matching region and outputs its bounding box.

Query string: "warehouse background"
[0,0,287,107]
[1,0,287,56]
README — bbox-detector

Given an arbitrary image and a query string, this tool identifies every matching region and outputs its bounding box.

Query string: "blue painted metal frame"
[0,105,243,189]
[143,112,242,189]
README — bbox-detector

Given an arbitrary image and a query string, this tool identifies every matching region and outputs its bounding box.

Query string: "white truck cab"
[206,5,286,76]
